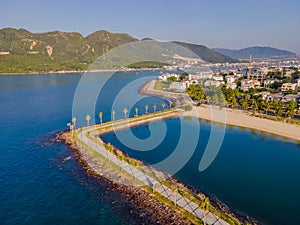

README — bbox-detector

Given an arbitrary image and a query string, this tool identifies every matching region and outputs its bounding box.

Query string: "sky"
[1,0,300,53]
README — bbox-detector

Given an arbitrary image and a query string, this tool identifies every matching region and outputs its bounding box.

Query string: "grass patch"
[154,80,170,91]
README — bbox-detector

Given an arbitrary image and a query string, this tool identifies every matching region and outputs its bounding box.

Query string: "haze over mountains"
[0,28,295,73]
[213,46,296,60]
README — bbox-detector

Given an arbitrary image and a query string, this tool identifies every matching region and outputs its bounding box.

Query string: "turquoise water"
[1,72,300,225]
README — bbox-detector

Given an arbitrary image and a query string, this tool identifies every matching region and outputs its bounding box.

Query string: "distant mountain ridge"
[213,46,296,59]
[0,28,236,73]
[173,41,238,63]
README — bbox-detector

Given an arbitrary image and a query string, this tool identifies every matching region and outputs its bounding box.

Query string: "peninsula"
[59,108,255,224]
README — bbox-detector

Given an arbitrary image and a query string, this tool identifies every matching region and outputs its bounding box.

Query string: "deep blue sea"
[1,71,300,225]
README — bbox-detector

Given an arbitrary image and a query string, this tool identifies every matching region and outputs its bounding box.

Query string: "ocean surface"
[1,72,300,225]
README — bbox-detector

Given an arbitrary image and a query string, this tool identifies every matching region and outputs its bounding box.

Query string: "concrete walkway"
[76,117,229,225]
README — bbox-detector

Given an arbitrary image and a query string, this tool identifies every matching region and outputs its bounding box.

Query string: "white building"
[158,73,180,81]
[225,75,235,84]
[169,82,187,92]
[241,79,261,92]
[189,72,213,80]
[256,92,271,101]
[204,80,222,87]
[281,83,297,93]
[226,83,237,89]
[213,75,224,81]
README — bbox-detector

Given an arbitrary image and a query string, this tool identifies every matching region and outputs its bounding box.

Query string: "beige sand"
[183,105,300,141]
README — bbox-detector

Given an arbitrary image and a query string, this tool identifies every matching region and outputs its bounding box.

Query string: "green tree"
[145,104,149,114]
[187,84,205,101]
[273,101,283,117]
[263,101,271,115]
[153,103,157,112]
[231,95,238,109]
[85,114,91,126]
[201,197,210,225]
[167,76,177,82]
[286,100,297,120]
[240,98,249,110]
[251,98,259,115]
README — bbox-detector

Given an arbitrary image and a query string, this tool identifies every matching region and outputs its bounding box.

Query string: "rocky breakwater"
[57,131,199,225]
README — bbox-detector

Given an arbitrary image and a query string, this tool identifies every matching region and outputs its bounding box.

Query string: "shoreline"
[58,125,255,225]
[57,109,257,225]
[141,80,300,142]
[0,67,164,76]
[57,131,195,225]
[184,105,300,142]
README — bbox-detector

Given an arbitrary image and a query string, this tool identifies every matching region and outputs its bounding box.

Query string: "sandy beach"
[141,80,300,142]
[185,105,300,141]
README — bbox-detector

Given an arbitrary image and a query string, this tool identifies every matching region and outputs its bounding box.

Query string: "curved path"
[76,116,229,225]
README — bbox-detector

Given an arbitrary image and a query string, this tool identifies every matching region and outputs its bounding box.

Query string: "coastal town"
[158,56,300,121]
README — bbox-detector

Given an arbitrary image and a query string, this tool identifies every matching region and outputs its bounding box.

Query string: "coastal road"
[77,121,229,225]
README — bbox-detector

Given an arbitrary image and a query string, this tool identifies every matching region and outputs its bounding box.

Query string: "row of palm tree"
[236,94,299,121]
[79,102,168,127]
[187,84,299,121]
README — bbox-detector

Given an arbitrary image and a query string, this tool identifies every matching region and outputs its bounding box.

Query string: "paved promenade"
[76,115,229,225]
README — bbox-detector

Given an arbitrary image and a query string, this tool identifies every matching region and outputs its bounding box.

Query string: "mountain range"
[213,46,296,59]
[0,28,238,73]
[0,28,296,73]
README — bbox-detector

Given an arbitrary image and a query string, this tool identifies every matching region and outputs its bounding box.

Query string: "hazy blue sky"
[1,0,300,53]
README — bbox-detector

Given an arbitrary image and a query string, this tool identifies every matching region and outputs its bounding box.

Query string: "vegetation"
[0,28,137,73]
[0,28,241,74]
[127,61,169,69]
[173,41,239,63]
[79,113,241,224]
[154,80,170,91]
[186,84,300,123]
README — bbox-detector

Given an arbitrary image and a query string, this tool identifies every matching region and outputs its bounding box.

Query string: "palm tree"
[206,96,211,104]
[201,197,210,225]
[286,100,297,121]
[161,102,165,110]
[240,98,249,111]
[251,98,258,115]
[245,93,250,101]
[274,101,283,117]
[98,112,103,124]
[67,122,71,131]
[264,101,271,115]
[231,95,238,109]
[153,103,157,112]
[123,108,128,119]
[70,125,74,136]
[135,108,138,117]
[85,114,91,126]
[145,104,149,114]
[112,110,116,121]
[71,117,77,129]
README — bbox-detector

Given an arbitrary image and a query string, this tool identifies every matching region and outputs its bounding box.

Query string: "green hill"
[0,28,239,74]
[0,28,138,73]
[173,41,239,63]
